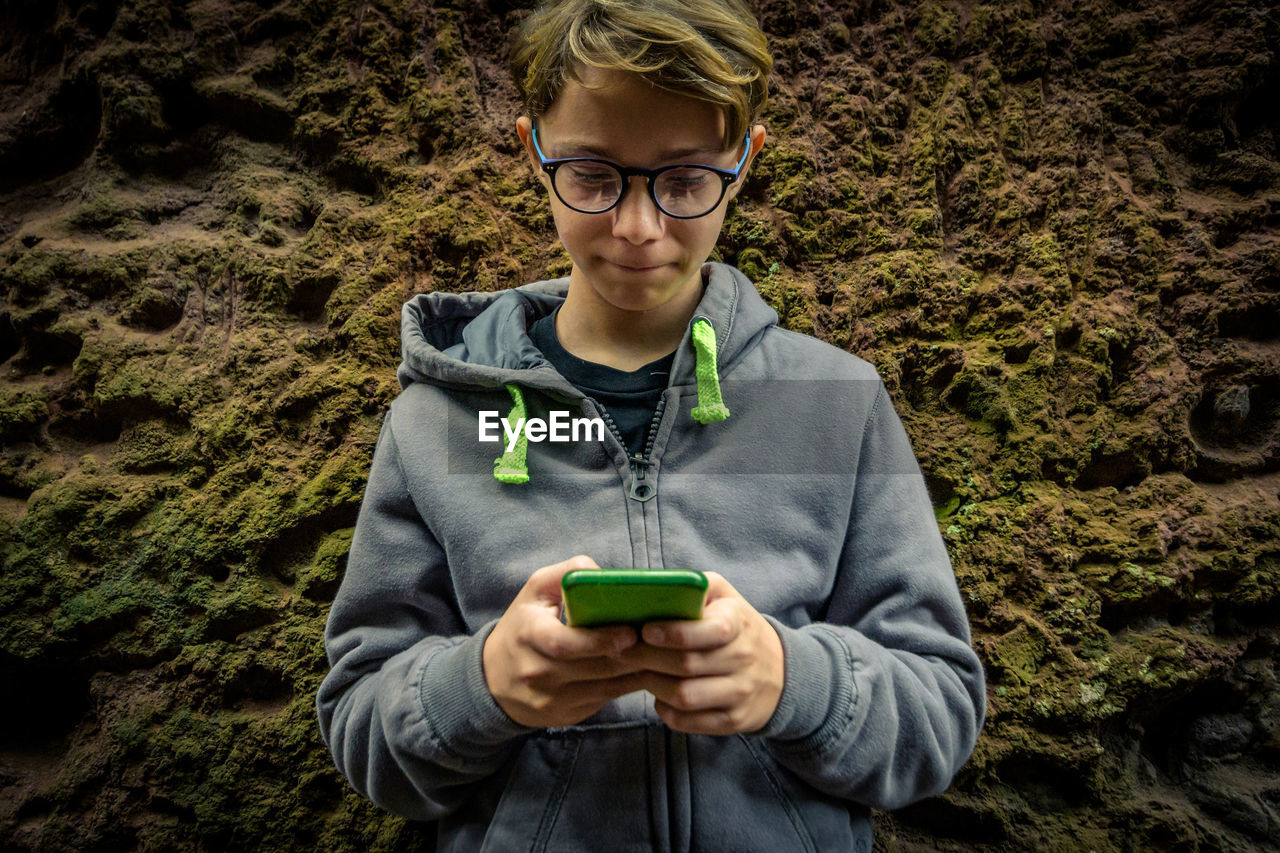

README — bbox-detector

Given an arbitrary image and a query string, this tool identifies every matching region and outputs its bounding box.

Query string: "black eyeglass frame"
[530,122,752,220]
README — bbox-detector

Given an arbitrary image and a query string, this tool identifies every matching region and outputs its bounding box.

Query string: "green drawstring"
[492,382,530,484]
[493,319,727,484]
[690,317,730,424]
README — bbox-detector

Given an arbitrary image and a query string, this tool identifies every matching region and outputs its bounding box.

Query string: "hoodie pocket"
[478,726,658,853]
[684,734,819,852]
[735,736,869,852]
[477,735,582,852]
[739,736,820,852]
[541,725,659,852]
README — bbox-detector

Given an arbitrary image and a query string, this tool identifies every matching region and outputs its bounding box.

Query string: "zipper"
[594,397,666,503]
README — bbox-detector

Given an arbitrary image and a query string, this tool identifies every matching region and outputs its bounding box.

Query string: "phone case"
[561,569,708,627]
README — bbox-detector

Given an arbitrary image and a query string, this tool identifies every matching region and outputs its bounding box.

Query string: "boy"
[316,0,986,849]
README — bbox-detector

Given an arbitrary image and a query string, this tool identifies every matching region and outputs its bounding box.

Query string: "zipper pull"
[628,455,656,502]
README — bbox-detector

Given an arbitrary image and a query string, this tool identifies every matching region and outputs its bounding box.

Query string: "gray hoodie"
[316,262,986,851]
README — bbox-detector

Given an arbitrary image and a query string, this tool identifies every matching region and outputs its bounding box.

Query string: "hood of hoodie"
[396,261,779,400]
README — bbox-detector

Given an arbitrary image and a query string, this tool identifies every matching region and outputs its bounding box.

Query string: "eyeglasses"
[531,123,751,219]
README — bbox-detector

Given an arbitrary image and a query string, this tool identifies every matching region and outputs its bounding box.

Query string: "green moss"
[914,2,960,56]
[934,494,963,519]
[990,620,1051,686]
[232,253,291,307]
[334,285,407,367]
[758,144,818,210]
[204,575,281,634]
[905,206,942,239]
[1208,150,1280,192]
[0,249,77,305]
[755,263,816,335]
[115,419,192,472]
[943,366,1017,433]
[99,72,172,146]
[69,187,141,232]
[1084,560,1177,607]
[967,5,1047,81]
[911,57,952,107]
[51,576,150,640]
[92,354,183,415]
[296,528,353,602]
[732,247,768,283]
[0,447,58,497]
[294,452,371,521]
[0,387,49,442]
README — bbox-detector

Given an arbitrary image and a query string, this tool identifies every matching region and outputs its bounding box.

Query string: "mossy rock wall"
[2,0,1278,850]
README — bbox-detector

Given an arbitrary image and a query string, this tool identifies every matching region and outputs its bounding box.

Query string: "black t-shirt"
[528,307,674,457]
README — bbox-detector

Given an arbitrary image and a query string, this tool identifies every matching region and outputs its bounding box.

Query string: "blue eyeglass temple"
[531,124,752,176]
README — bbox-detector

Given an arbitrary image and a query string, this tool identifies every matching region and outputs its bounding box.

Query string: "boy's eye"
[658,168,710,195]
[668,168,707,183]
[669,178,705,192]
[567,163,618,183]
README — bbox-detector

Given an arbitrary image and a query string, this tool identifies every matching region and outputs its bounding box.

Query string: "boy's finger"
[552,673,648,721]
[653,701,742,736]
[617,642,736,677]
[522,554,600,605]
[527,618,637,660]
[569,670,648,699]
[644,674,745,713]
[641,608,739,649]
[701,571,741,603]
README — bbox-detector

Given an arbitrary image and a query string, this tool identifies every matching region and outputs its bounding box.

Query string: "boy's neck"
[555,266,706,371]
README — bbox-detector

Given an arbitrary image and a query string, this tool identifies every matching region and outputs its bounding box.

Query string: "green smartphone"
[561,569,708,627]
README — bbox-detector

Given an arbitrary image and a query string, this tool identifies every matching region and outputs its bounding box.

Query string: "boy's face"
[517,66,763,317]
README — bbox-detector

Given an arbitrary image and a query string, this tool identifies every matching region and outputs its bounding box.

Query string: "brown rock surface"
[1,0,1278,850]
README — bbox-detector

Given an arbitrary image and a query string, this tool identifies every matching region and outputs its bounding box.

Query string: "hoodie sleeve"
[755,382,987,810]
[315,417,531,820]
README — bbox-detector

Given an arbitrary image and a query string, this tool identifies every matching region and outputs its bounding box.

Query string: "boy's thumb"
[525,554,600,605]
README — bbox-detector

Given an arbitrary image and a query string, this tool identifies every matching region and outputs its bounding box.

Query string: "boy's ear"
[515,116,546,182]
[726,124,767,202]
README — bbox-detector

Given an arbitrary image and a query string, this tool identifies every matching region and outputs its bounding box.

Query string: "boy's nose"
[611,176,664,243]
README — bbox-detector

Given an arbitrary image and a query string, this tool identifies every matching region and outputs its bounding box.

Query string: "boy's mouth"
[608,260,667,272]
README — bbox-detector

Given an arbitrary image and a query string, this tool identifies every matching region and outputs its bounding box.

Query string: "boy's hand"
[623,572,785,735]
[483,555,642,728]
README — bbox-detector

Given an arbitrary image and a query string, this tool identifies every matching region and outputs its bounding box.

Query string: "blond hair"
[509,0,772,150]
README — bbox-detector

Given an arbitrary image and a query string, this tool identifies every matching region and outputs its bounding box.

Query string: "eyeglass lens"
[555,162,723,217]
